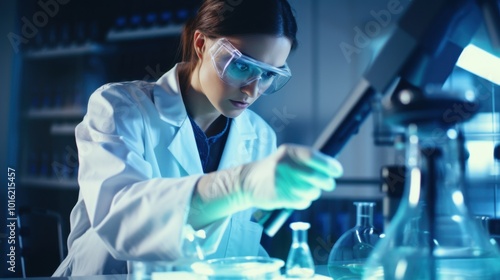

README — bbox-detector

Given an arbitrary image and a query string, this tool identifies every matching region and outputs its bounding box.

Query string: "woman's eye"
[262,71,277,80]
[234,61,249,72]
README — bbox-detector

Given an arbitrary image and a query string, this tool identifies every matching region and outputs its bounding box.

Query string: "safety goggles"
[209,38,292,95]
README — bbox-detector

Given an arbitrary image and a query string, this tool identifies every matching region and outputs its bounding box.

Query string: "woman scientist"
[54,0,343,276]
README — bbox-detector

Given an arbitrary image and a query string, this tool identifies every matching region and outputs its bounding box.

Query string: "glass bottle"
[286,222,315,278]
[475,216,491,235]
[362,125,500,279]
[475,216,498,247]
[327,202,382,279]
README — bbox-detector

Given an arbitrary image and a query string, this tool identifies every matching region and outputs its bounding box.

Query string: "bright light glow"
[466,141,495,177]
[191,263,215,276]
[409,134,418,144]
[290,222,310,231]
[446,129,458,140]
[185,232,195,242]
[452,191,464,206]
[465,90,476,101]
[399,90,413,105]
[191,257,284,278]
[394,259,408,279]
[409,168,421,206]
[491,238,498,246]
[196,230,206,239]
[456,44,500,85]
[451,215,463,223]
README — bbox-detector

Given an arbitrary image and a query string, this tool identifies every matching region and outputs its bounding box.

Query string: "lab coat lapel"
[154,63,203,175]
[168,118,203,175]
[154,64,186,126]
[218,112,257,169]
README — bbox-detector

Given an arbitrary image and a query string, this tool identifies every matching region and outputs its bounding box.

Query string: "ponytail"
[181,18,197,65]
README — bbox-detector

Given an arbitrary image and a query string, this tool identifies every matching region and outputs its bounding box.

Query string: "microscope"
[256,0,500,239]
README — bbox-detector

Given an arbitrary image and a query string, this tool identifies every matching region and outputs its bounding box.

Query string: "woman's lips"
[230,100,249,109]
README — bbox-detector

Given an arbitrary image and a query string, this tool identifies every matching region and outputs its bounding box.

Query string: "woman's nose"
[240,79,260,98]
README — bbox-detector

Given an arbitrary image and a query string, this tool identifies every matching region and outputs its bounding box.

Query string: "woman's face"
[196,34,292,118]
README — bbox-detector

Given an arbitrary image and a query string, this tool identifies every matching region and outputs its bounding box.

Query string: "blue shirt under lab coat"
[53,63,277,276]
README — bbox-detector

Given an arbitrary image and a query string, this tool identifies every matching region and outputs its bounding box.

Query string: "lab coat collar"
[156,63,201,175]
[169,111,258,175]
[153,63,187,127]
[158,63,258,174]
[168,117,204,175]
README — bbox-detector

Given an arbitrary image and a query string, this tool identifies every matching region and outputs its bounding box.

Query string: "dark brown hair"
[181,0,298,72]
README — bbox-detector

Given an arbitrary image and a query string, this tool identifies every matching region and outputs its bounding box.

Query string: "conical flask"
[286,222,315,278]
[362,124,500,279]
[327,202,382,279]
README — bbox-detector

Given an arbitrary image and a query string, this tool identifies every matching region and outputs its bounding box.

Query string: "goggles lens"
[209,38,291,95]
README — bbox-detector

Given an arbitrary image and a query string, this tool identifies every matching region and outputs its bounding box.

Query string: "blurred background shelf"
[321,178,383,200]
[50,123,79,135]
[107,25,183,41]
[20,177,79,190]
[27,107,86,119]
[23,43,106,59]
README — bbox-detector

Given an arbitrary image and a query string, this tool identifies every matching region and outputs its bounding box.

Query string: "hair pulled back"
[181,0,298,71]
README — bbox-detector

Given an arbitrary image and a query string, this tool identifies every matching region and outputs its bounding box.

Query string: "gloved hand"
[240,143,343,210]
[188,144,343,228]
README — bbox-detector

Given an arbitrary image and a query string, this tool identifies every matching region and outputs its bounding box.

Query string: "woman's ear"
[193,30,206,60]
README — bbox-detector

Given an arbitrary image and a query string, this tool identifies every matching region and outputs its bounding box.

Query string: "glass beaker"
[362,125,500,279]
[131,224,205,280]
[285,222,315,278]
[327,202,382,279]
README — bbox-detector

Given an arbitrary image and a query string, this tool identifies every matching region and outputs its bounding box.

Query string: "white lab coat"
[53,63,277,276]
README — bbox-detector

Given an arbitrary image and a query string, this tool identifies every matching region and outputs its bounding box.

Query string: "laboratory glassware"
[475,216,491,235]
[475,216,498,247]
[285,222,315,278]
[131,224,205,280]
[191,256,284,279]
[362,123,500,279]
[328,202,382,279]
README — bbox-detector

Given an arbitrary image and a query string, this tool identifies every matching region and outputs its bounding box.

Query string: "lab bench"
[12,265,332,280]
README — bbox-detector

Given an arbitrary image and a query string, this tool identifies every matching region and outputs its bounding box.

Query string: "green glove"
[188,144,343,229]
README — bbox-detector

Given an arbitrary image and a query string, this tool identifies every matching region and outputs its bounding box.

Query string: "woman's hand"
[189,144,343,228]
